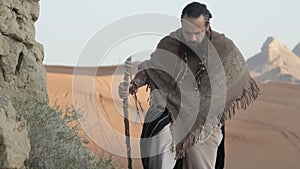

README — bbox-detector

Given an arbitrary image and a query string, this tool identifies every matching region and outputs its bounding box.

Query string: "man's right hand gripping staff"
[118,82,137,99]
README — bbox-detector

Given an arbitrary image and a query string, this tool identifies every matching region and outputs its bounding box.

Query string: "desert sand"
[46,66,300,169]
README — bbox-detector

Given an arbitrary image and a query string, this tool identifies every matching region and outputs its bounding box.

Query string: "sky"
[35,0,300,66]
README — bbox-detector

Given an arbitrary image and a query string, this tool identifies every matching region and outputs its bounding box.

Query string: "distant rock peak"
[247,37,300,85]
[261,36,287,52]
[293,42,300,57]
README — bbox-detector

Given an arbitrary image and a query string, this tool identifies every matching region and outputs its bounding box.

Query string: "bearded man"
[119,2,260,169]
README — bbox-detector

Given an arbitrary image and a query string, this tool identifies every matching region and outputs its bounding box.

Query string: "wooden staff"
[122,56,132,169]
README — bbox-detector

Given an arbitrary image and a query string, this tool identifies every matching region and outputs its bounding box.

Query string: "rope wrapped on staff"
[122,56,132,169]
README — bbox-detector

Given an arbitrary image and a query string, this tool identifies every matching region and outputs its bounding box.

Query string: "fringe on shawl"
[222,77,260,122]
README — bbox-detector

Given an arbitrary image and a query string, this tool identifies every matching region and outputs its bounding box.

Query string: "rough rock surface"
[0,0,47,168]
[0,96,30,169]
[247,37,300,84]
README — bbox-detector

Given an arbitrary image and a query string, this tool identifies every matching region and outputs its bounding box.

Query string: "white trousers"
[147,124,223,169]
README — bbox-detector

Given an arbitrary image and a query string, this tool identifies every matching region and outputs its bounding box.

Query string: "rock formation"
[0,0,48,168]
[292,42,300,57]
[247,37,300,84]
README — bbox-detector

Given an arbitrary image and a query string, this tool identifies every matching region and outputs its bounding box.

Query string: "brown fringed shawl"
[135,29,260,159]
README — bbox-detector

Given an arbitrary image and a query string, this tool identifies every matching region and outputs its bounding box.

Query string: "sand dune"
[47,67,300,169]
[225,83,300,169]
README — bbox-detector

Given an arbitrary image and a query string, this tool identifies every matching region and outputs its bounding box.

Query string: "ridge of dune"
[45,61,142,76]
[45,65,120,76]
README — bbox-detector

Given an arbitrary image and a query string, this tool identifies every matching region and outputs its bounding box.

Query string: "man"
[119,2,259,169]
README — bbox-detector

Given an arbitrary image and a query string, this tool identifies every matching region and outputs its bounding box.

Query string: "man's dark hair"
[181,2,212,26]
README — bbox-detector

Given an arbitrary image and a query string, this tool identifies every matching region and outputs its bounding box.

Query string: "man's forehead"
[181,15,206,29]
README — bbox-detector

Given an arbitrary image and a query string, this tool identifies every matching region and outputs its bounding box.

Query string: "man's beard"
[188,42,199,48]
[186,37,208,57]
[187,40,203,51]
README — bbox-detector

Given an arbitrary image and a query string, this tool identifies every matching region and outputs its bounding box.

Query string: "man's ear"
[181,18,186,25]
[206,22,211,30]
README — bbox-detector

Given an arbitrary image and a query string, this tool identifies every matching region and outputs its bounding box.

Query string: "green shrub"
[13,98,115,169]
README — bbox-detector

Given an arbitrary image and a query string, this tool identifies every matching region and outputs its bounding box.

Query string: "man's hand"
[118,82,137,99]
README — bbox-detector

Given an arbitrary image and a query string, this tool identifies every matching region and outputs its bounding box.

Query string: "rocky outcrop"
[0,0,47,101]
[0,96,30,169]
[0,0,47,168]
[247,37,300,84]
[292,42,300,57]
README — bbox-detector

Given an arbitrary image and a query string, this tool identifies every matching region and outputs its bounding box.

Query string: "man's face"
[181,15,209,48]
